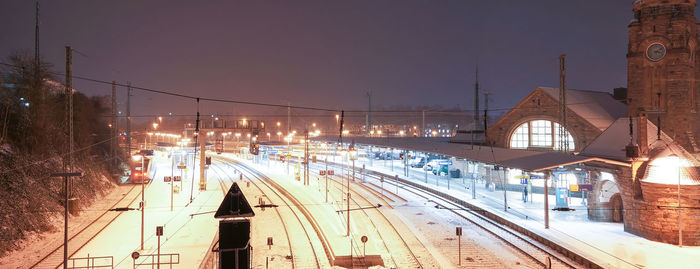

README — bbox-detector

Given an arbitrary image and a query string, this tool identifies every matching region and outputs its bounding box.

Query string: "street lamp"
[277,131,282,142]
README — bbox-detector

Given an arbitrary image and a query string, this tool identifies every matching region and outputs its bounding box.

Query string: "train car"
[129,155,152,184]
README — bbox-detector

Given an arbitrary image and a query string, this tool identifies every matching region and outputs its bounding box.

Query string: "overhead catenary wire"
[1,61,623,115]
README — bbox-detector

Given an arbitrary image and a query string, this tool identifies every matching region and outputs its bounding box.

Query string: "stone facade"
[486,87,602,151]
[617,162,700,245]
[627,0,700,154]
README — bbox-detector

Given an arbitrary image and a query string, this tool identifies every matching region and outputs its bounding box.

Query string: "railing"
[133,253,180,269]
[67,255,113,269]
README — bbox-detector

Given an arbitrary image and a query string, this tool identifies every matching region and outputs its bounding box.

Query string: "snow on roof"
[538,87,627,131]
[580,117,673,162]
[314,136,625,171]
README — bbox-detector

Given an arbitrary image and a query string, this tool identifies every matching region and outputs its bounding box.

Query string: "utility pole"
[191,98,200,203]
[35,1,42,101]
[559,54,568,152]
[63,45,72,269]
[474,65,480,131]
[287,103,291,134]
[366,91,371,136]
[304,130,309,185]
[111,81,117,171]
[483,92,490,132]
[127,82,132,158]
[421,110,425,137]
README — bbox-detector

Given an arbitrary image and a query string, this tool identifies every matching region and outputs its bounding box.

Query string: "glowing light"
[132,155,143,161]
[645,155,697,185]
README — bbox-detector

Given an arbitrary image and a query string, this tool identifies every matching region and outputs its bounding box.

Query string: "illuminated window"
[553,122,575,151]
[509,120,575,150]
[530,120,552,147]
[510,123,529,149]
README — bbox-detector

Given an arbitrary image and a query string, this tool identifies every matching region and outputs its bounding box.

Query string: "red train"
[129,155,152,184]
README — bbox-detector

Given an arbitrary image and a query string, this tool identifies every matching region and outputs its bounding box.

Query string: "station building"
[312,0,700,246]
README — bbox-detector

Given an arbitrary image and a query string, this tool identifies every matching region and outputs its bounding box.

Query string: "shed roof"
[314,136,628,172]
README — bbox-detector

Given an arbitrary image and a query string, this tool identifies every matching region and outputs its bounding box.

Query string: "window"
[509,120,575,151]
[553,122,575,150]
[530,120,552,147]
[510,123,529,149]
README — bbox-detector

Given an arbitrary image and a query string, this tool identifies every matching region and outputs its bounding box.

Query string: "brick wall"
[617,164,700,245]
[486,88,602,151]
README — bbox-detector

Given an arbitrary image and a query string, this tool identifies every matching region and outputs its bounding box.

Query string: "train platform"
[355,158,699,269]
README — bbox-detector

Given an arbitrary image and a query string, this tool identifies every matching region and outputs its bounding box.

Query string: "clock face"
[646,43,666,62]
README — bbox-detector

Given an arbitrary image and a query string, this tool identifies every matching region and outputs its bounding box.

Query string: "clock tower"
[628,0,700,154]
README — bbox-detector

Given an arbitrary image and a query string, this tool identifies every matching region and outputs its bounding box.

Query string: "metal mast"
[559,54,569,152]
[366,91,371,136]
[474,65,480,131]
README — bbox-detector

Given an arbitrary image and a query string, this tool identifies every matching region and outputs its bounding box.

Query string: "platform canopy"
[312,136,629,172]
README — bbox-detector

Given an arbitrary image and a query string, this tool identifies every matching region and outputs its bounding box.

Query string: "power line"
[1,61,625,114]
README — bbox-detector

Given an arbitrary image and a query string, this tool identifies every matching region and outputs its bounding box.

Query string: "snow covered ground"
[346,155,700,269]
[227,153,544,268]
[6,148,695,269]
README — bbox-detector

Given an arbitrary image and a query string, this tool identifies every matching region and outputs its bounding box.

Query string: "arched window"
[509,120,575,150]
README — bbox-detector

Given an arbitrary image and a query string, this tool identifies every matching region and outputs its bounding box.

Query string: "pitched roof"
[538,87,627,131]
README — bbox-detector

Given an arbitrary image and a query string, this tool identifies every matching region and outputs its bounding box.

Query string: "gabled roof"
[538,87,627,131]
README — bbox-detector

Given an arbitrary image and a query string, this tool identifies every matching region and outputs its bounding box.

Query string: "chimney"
[637,113,649,158]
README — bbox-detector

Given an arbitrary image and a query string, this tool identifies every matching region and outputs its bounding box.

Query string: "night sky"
[1,1,687,121]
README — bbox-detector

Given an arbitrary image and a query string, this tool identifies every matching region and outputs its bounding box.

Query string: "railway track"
[30,185,140,269]
[311,165,426,268]
[207,160,300,269]
[212,157,324,269]
[321,159,582,269]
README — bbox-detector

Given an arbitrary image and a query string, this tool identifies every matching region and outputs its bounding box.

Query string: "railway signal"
[456,227,463,265]
[361,235,368,257]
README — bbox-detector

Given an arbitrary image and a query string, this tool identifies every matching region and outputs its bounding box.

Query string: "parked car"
[410,157,426,168]
[425,159,451,175]
[432,165,449,176]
